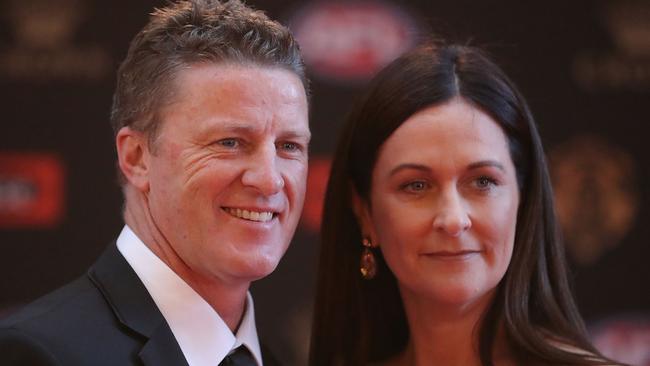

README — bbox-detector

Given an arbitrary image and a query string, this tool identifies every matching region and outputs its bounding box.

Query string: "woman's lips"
[422,250,481,261]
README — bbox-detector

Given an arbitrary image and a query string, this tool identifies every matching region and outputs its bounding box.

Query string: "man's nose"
[241,144,284,196]
[432,188,471,237]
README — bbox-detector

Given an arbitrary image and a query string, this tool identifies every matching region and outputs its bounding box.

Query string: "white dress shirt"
[116,225,263,366]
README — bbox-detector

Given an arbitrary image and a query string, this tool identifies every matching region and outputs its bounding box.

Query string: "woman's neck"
[386,287,514,366]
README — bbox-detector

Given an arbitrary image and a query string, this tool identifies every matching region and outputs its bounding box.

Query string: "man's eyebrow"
[194,121,250,133]
[201,122,311,141]
[388,163,431,177]
[212,122,256,134]
[281,130,312,142]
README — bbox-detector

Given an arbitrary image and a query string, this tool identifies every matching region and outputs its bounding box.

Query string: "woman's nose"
[432,189,471,236]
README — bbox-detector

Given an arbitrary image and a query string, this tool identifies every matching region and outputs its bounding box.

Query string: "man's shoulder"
[0,273,119,334]
[0,276,98,330]
[0,241,146,335]
[0,254,151,366]
[0,274,126,365]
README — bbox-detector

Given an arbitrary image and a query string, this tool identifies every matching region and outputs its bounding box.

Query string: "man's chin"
[231,257,282,283]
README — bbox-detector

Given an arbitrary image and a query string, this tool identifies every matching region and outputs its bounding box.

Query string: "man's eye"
[279,142,300,152]
[216,138,239,148]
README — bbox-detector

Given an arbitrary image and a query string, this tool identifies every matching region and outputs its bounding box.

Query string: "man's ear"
[350,187,378,247]
[116,127,151,192]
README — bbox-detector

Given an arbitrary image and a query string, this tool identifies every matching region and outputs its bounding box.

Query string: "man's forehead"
[172,62,306,92]
[157,62,308,123]
[160,63,306,111]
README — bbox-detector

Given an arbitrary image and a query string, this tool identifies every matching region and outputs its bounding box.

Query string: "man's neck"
[172,269,249,332]
[122,194,250,332]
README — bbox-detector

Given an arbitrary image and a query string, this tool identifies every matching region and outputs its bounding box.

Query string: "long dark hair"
[310,42,620,366]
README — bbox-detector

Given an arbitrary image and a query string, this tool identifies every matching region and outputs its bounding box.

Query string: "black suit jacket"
[0,244,280,366]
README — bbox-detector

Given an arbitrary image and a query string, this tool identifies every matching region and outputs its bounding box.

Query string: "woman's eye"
[475,176,497,190]
[401,181,429,193]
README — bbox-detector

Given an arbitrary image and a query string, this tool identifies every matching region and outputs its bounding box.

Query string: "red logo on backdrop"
[301,156,332,232]
[0,152,65,228]
[291,1,418,82]
[591,316,650,365]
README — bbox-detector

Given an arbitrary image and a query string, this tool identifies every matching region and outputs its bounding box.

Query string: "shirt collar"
[116,225,263,366]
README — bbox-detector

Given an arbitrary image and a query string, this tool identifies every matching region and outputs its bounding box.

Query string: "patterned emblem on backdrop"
[573,0,650,91]
[0,0,110,81]
[549,136,638,265]
[289,0,419,83]
[0,153,65,228]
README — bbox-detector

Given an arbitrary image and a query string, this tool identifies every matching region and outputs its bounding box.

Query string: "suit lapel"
[139,323,191,366]
[87,243,189,366]
[261,343,282,366]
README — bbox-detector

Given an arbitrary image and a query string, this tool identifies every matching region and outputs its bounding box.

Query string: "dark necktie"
[219,345,257,366]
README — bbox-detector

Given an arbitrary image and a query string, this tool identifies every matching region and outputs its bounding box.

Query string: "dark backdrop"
[1,1,648,365]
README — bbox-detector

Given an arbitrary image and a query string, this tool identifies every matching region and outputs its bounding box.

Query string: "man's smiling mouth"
[223,207,276,222]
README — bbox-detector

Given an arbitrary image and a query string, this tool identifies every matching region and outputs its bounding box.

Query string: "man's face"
[145,63,310,286]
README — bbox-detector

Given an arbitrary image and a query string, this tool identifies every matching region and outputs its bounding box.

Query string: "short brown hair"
[110,0,307,141]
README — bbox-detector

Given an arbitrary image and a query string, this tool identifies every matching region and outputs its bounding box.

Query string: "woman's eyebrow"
[388,163,431,177]
[467,160,506,172]
[388,160,506,177]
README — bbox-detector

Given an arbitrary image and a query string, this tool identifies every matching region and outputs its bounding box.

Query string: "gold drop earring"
[360,237,377,280]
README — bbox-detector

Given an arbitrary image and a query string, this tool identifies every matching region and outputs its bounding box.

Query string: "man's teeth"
[224,208,274,222]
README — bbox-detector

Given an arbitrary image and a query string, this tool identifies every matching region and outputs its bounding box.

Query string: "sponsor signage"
[549,136,637,265]
[591,316,650,365]
[300,156,331,232]
[290,1,418,83]
[0,153,65,228]
[1,0,111,81]
[573,0,650,91]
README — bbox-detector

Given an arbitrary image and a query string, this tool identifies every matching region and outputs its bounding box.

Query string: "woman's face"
[355,99,519,309]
